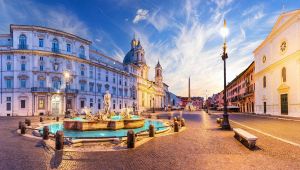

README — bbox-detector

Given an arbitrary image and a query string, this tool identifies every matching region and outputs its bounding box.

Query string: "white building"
[254,9,300,117]
[0,25,171,116]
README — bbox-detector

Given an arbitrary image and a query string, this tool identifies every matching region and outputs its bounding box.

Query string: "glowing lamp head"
[220,19,229,39]
[64,71,70,79]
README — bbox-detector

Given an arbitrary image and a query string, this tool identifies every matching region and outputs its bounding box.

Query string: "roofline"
[226,61,254,87]
[253,9,300,54]
[10,24,92,45]
[89,49,123,65]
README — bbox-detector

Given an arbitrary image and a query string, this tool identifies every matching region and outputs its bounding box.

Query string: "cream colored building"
[123,38,166,112]
[254,9,300,117]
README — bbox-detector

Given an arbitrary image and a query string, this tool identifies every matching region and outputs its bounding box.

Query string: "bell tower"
[155,60,163,86]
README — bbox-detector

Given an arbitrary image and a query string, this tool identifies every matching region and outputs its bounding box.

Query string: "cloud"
[211,0,234,9]
[133,9,149,24]
[0,0,89,39]
[147,10,170,32]
[130,0,277,97]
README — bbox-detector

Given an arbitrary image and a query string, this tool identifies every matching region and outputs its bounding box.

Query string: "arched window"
[52,38,59,53]
[19,34,27,49]
[263,76,266,88]
[79,46,85,58]
[282,67,286,82]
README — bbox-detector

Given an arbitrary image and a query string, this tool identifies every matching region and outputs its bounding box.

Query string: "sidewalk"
[207,110,300,121]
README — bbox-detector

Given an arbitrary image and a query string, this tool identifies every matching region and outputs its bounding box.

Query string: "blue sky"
[0,0,299,97]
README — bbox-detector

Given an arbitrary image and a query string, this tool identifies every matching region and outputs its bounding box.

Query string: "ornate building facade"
[254,10,300,117]
[123,38,166,112]
[0,25,169,116]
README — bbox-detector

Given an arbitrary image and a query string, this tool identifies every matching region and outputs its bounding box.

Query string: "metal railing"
[18,44,28,49]
[51,48,60,53]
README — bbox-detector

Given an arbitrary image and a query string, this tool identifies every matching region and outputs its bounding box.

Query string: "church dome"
[123,37,146,65]
[123,49,136,65]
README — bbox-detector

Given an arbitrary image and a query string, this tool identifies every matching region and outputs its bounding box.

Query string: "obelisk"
[188,76,191,102]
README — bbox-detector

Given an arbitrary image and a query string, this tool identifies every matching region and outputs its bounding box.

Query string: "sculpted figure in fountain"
[103,90,112,118]
[120,107,133,119]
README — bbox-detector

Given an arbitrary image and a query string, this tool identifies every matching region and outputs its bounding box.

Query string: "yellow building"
[123,37,166,112]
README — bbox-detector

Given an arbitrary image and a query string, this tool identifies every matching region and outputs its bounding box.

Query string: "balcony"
[79,54,86,59]
[65,88,79,94]
[18,44,28,50]
[31,87,53,93]
[51,48,60,53]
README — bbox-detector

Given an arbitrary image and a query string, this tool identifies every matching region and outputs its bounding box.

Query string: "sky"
[0,0,299,97]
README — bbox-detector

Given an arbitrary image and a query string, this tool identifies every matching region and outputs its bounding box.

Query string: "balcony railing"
[65,88,79,94]
[79,54,86,59]
[51,48,60,53]
[31,87,53,93]
[18,44,28,50]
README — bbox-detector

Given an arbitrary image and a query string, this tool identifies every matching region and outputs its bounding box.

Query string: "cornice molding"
[255,50,300,77]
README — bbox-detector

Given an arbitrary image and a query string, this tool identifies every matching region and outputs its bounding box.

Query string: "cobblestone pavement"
[1,112,300,170]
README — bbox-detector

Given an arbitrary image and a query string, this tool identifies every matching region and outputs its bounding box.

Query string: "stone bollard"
[56,116,59,122]
[25,119,31,126]
[180,118,185,127]
[40,117,43,122]
[149,124,155,137]
[173,117,177,124]
[21,123,26,135]
[18,121,23,129]
[55,131,64,150]
[174,121,179,132]
[127,130,135,148]
[43,126,49,140]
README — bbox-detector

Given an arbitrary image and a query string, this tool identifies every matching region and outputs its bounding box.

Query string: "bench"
[233,128,258,149]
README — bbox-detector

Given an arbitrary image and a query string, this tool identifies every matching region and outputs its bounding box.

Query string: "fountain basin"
[63,118,145,131]
[40,119,168,139]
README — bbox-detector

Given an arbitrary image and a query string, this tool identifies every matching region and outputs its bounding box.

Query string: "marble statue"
[104,90,111,117]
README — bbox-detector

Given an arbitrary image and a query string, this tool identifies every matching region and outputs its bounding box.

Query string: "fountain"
[63,91,145,131]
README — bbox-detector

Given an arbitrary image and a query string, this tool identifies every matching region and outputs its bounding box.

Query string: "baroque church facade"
[254,9,300,117]
[0,24,169,116]
[123,38,166,112]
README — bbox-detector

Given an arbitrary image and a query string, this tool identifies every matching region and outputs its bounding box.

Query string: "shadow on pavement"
[50,150,63,169]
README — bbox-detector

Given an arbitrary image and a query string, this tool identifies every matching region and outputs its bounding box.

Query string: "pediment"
[269,10,300,39]
[277,83,290,93]
[254,10,300,53]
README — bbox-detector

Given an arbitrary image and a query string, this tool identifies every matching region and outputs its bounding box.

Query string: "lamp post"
[152,97,155,113]
[220,19,231,130]
[63,70,71,118]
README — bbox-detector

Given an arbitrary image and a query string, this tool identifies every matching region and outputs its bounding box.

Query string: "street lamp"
[63,70,72,118]
[152,97,155,113]
[220,19,231,130]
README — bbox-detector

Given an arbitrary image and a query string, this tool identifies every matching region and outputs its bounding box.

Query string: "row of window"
[263,67,286,88]
[4,79,131,97]
[5,96,130,111]
[5,97,26,111]
[19,34,85,58]
[80,99,127,110]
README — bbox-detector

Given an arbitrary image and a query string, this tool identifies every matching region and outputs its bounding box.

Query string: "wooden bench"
[233,128,258,149]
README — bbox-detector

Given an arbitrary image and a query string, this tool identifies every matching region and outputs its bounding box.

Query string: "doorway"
[51,95,61,115]
[281,94,288,115]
